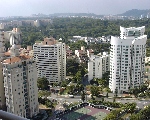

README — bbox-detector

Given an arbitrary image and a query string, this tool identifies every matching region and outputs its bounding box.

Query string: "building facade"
[88,52,110,81]
[109,26,147,93]
[33,38,66,84]
[0,28,22,47]
[2,45,39,118]
[0,31,7,110]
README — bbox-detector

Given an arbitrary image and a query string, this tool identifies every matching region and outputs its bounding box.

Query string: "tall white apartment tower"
[33,38,66,84]
[109,26,147,93]
[2,45,39,118]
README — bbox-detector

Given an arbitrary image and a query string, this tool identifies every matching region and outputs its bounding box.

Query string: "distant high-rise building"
[109,26,147,93]
[34,20,40,27]
[2,45,39,118]
[33,37,66,84]
[0,23,5,29]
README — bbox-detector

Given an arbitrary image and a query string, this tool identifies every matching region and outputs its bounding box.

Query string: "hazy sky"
[0,0,150,17]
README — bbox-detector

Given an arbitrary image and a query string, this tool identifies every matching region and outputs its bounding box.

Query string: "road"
[50,93,150,109]
[116,99,150,109]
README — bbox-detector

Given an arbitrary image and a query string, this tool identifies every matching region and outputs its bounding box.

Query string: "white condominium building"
[88,52,109,81]
[2,45,39,118]
[33,37,66,84]
[109,26,147,93]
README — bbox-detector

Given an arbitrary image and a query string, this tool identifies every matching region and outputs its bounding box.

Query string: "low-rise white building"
[88,52,110,81]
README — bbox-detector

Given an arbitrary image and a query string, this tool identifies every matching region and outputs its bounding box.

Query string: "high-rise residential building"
[10,28,22,45]
[33,37,66,84]
[0,31,7,110]
[0,62,5,110]
[88,52,110,81]
[3,28,22,46]
[2,45,39,118]
[109,26,147,93]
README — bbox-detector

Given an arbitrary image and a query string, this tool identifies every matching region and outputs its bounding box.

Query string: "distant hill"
[118,9,150,17]
[49,13,104,18]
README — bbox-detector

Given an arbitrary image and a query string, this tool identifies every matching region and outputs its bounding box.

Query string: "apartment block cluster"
[0,28,39,118]
[0,19,52,29]
[0,27,67,118]
[66,45,94,63]
[0,24,148,118]
[87,26,148,94]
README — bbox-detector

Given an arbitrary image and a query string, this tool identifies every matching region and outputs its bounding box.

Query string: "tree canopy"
[19,18,150,48]
[37,77,49,90]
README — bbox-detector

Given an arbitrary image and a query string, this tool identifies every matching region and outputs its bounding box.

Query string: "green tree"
[66,59,79,76]
[130,114,141,120]
[37,77,49,90]
[67,85,75,94]
[38,90,51,97]
[104,109,122,120]
[60,80,69,87]
[75,71,82,83]
[90,86,100,97]
[45,99,54,108]
[139,84,148,93]
[130,87,140,97]
[124,103,136,115]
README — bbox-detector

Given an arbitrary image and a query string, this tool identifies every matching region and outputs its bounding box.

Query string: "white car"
[69,95,74,98]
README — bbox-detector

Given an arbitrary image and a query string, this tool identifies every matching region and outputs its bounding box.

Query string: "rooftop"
[4,52,11,56]
[34,37,58,45]
[3,54,31,64]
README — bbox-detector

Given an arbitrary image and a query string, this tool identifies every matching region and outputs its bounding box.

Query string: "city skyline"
[0,0,150,17]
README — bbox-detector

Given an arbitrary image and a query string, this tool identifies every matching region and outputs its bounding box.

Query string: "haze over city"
[0,0,150,17]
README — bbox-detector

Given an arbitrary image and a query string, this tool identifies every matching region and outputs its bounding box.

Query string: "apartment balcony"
[0,110,29,120]
[25,105,29,109]
[24,93,28,97]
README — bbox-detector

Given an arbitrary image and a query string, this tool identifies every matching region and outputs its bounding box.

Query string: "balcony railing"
[0,110,29,120]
